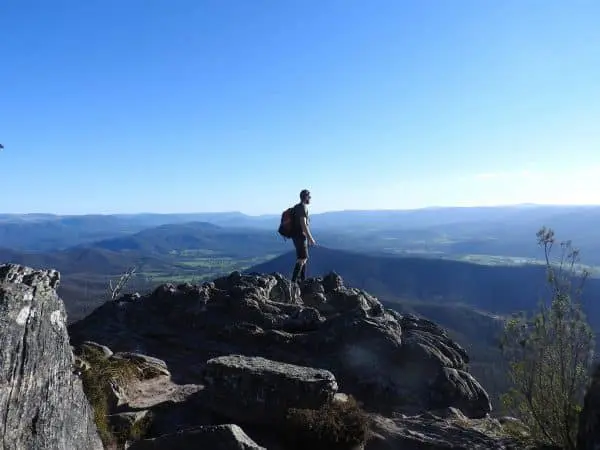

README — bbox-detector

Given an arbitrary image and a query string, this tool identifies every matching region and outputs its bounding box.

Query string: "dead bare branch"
[107,266,137,301]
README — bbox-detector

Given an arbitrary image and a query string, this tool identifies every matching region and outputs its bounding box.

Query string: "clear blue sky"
[1,0,599,215]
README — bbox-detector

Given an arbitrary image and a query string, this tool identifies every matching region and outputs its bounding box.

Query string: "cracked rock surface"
[0,263,102,450]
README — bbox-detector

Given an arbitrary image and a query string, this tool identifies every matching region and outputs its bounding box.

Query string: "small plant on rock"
[283,395,370,450]
[500,227,595,450]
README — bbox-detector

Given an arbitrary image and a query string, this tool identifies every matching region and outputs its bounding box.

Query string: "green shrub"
[282,395,370,450]
[499,227,595,450]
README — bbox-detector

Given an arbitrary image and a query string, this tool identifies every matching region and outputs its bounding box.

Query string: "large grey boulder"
[202,354,338,425]
[0,263,103,450]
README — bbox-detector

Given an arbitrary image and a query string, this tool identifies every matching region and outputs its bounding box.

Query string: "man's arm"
[300,216,315,245]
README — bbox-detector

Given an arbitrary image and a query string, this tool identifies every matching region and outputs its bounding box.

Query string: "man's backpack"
[278,207,296,239]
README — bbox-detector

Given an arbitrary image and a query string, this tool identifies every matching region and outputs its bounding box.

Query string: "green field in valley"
[137,251,283,284]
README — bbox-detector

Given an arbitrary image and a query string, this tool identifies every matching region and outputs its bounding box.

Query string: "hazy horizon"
[2,202,600,218]
[2,1,599,214]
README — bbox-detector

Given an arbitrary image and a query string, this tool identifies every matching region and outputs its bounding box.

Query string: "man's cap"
[300,189,310,198]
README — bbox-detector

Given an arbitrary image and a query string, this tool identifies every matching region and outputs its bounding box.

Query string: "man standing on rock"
[291,189,316,283]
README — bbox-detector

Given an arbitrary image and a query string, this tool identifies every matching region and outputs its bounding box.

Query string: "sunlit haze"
[1,1,599,215]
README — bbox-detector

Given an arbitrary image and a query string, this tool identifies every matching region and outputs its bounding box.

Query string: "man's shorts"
[293,236,308,259]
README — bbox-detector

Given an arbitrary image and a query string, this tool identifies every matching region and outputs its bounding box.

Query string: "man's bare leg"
[291,257,306,282]
[290,258,306,299]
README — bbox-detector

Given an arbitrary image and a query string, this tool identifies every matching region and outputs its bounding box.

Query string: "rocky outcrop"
[76,340,547,449]
[0,264,103,449]
[577,363,600,450]
[69,270,491,418]
[4,261,565,449]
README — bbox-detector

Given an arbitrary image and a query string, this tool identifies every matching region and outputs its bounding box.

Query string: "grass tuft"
[76,345,149,448]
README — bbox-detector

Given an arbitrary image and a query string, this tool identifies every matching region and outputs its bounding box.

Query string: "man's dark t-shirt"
[293,202,308,238]
[292,202,309,259]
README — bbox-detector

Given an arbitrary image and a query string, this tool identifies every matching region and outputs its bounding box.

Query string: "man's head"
[300,189,311,204]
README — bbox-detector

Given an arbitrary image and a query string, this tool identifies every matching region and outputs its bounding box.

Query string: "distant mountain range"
[72,221,288,258]
[0,212,276,251]
[2,205,600,264]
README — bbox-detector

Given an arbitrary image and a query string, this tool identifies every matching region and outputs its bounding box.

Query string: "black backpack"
[278,207,296,239]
